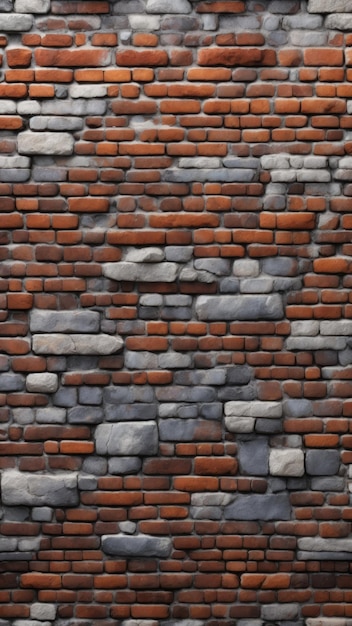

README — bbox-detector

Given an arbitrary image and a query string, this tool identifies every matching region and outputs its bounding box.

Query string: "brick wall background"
[1,0,352,624]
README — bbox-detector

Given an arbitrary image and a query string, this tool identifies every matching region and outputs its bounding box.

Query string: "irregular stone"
[109,457,142,474]
[306,450,340,476]
[156,386,216,402]
[30,116,83,132]
[78,474,97,491]
[140,294,163,306]
[195,294,283,321]
[282,14,323,28]
[263,257,297,276]
[102,533,172,557]
[225,401,282,418]
[12,408,34,425]
[298,537,352,552]
[0,373,24,392]
[240,278,273,294]
[239,438,269,476]
[233,259,260,277]
[261,604,299,621]
[174,369,226,386]
[225,494,291,520]
[291,321,320,336]
[31,310,100,334]
[0,13,33,29]
[179,157,221,168]
[15,0,50,10]
[1,471,78,507]
[18,131,74,155]
[125,351,158,370]
[30,604,56,621]
[68,406,103,424]
[308,0,351,11]
[82,456,107,476]
[103,262,178,282]
[165,246,193,262]
[286,337,346,350]
[32,507,52,522]
[225,415,255,433]
[32,334,123,355]
[194,259,231,275]
[269,449,305,477]
[95,422,158,456]
[125,247,165,262]
[106,404,157,421]
[283,399,312,418]
[321,320,352,335]
[26,373,58,393]
[53,388,77,408]
[191,506,222,520]
[147,0,192,13]
[261,154,290,169]
[129,14,160,29]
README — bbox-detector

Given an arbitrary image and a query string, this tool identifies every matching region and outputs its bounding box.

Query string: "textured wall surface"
[1,0,352,624]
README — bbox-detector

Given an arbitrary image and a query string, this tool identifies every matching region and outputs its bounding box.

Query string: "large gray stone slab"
[15,0,50,10]
[18,132,74,156]
[195,295,283,321]
[0,12,33,29]
[308,0,352,11]
[306,450,340,476]
[225,494,291,520]
[32,334,123,355]
[147,0,191,13]
[298,537,352,552]
[103,262,178,283]
[102,533,171,557]
[1,471,78,507]
[95,422,158,456]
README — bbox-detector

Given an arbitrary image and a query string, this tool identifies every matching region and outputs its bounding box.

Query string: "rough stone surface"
[225,494,291,520]
[15,0,50,11]
[269,449,305,477]
[30,310,100,333]
[0,12,33,29]
[95,422,158,456]
[103,262,178,282]
[147,0,192,13]
[18,132,74,155]
[26,373,58,393]
[195,295,283,320]
[308,0,351,11]
[32,334,123,355]
[102,534,172,557]
[1,471,78,507]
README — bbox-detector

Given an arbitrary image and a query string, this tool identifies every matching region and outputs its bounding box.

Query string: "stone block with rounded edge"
[102,533,171,557]
[269,449,305,477]
[103,262,178,283]
[225,494,291,520]
[1,471,78,507]
[0,13,33,29]
[18,131,74,155]
[95,422,158,456]
[308,0,351,11]
[15,0,50,11]
[32,334,123,355]
[195,294,283,320]
[26,373,58,393]
[30,310,100,333]
[147,0,192,13]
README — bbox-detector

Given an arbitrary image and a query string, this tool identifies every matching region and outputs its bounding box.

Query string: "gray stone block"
[0,12,32,29]
[42,99,107,116]
[0,169,30,182]
[53,387,77,408]
[18,131,74,156]
[194,259,231,276]
[30,310,100,333]
[174,369,226,386]
[306,450,340,476]
[1,471,78,507]
[225,494,291,520]
[195,294,283,320]
[105,403,157,421]
[109,457,142,474]
[161,307,192,320]
[95,422,158,456]
[308,0,351,11]
[0,374,24,392]
[82,456,107,475]
[30,116,83,131]
[79,386,103,405]
[125,350,158,369]
[102,533,172,557]
[32,507,52,522]
[261,604,299,621]
[26,373,58,393]
[68,406,103,425]
[165,246,193,262]
[125,247,165,263]
[298,537,352,553]
[219,278,240,293]
[311,477,345,491]
[283,399,313,418]
[147,0,191,12]
[33,333,123,355]
[200,403,222,420]
[103,261,178,283]
[270,449,305,477]
[225,415,255,433]
[15,0,50,11]
[263,257,297,276]
[238,438,269,476]
[78,474,98,491]
[30,604,56,620]
[156,386,216,402]
[36,408,66,424]
[218,382,257,401]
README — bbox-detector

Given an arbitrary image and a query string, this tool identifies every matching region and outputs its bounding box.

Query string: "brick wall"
[1,0,352,624]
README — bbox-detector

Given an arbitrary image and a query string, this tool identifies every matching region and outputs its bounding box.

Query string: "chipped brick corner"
[1,0,352,624]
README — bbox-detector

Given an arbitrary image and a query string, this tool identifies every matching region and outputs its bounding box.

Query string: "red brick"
[198,48,276,67]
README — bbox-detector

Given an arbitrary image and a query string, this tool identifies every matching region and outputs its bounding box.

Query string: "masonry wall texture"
[1,0,352,625]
